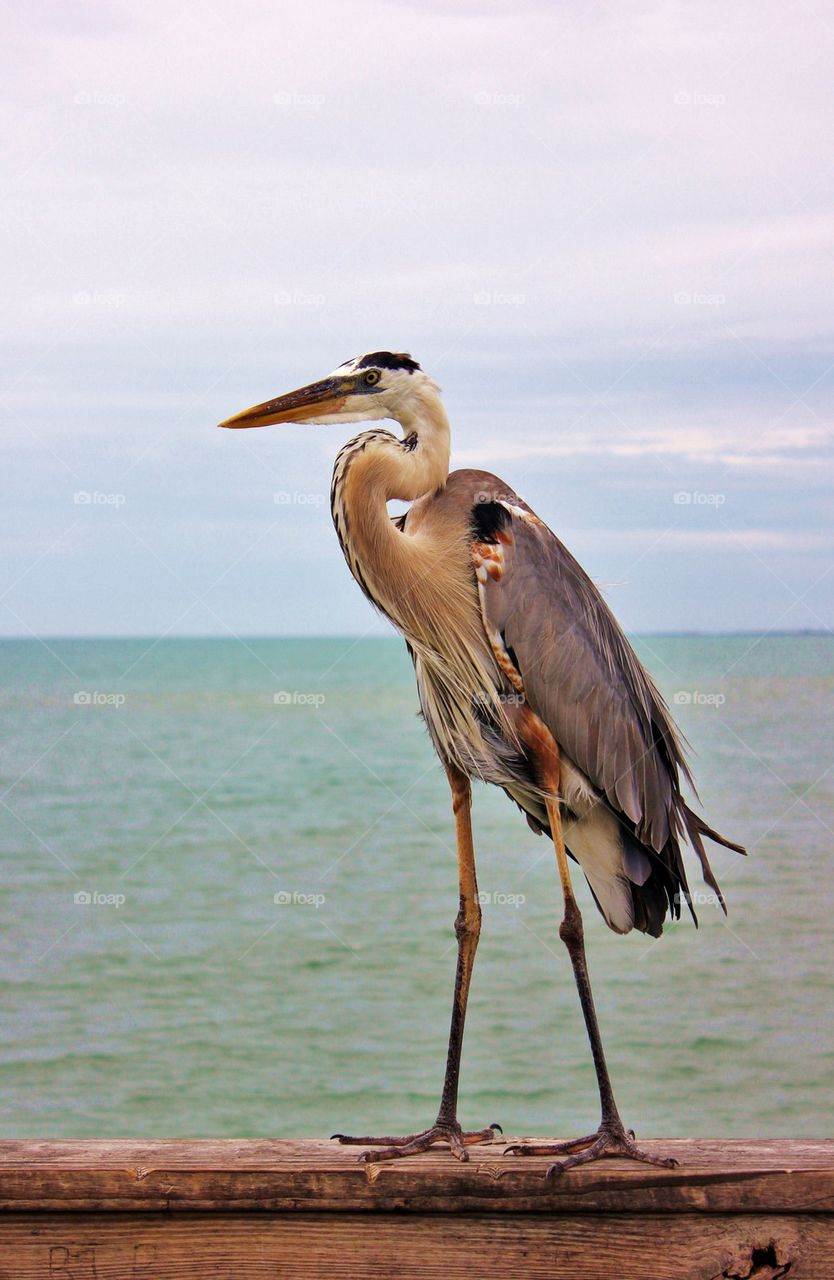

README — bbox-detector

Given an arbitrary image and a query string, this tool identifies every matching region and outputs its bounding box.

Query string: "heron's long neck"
[330,393,511,763]
[330,391,452,625]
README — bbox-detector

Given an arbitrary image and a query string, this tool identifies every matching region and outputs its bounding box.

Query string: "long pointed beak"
[218,377,348,429]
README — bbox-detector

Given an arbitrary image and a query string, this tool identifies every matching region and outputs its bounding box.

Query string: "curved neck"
[330,388,452,621]
[329,385,509,760]
[388,382,452,500]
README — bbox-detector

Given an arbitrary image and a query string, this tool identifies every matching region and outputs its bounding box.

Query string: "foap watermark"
[73,89,126,107]
[473,690,525,711]
[474,488,524,506]
[673,490,725,506]
[273,289,326,308]
[73,289,126,309]
[473,289,526,307]
[674,290,726,308]
[74,890,126,908]
[273,90,326,110]
[673,90,725,107]
[273,691,326,708]
[673,690,726,708]
[476,890,526,907]
[274,890,325,908]
[73,691,126,708]
[74,490,126,507]
[473,90,525,109]
[274,490,327,507]
[675,889,723,908]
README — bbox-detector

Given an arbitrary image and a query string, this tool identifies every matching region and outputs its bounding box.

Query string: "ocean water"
[0,634,831,1141]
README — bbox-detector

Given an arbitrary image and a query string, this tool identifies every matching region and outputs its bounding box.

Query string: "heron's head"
[218,351,440,431]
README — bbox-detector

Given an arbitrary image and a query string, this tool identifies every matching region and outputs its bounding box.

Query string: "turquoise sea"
[0,635,831,1140]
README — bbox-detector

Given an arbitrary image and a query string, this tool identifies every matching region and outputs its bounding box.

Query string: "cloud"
[1,0,832,634]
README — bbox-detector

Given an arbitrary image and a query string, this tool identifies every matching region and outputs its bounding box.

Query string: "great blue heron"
[219,351,745,1176]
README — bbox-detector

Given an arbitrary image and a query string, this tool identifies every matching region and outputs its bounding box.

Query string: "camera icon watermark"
[473,691,525,710]
[473,289,526,307]
[73,491,126,508]
[673,491,726,506]
[274,890,326,908]
[674,290,726,307]
[673,91,725,107]
[473,90,525,109]
[273,289,326,308]
[273,491,327,506]
[273,691,326,708]
[476,890,526,907]
[74,890,126,908]
[73,89,126,107]
[673,690,726,707]
[273,91,326,110]
[73,691,126,708]
[675,889,722,907]
[473,489,526,508]
[73,290,126,309]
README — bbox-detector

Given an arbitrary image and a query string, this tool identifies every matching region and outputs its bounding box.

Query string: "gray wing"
[458,469,742,902]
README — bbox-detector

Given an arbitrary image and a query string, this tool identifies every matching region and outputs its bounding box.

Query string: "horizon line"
[0,629,831,642]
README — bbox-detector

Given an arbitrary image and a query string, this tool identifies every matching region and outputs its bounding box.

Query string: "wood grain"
[0,1139,831,1215]
[0,1213,827,1278]
[0,1141,830,1277]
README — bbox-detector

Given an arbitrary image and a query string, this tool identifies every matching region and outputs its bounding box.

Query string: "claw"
[332,1119,500,1164]
[504,1123,679,1178]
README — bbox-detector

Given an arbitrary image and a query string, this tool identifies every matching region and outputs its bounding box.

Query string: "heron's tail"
[682,804,746,917]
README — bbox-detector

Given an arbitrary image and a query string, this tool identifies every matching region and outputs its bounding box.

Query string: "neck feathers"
[329,389,452,620]
[394,380,451,498]
[329,390,511,767]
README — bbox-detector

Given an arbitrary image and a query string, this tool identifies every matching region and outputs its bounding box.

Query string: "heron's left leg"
[504,723,678,1177]
[333,765,501,1163]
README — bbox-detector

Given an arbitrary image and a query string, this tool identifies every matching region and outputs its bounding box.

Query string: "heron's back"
[405,470,744,938]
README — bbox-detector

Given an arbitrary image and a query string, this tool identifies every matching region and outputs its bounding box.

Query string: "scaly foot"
[504,1120,678,1179]
[332,1121,502,1164]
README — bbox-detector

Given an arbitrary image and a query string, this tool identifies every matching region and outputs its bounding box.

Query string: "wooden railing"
[0,1138,830,1276]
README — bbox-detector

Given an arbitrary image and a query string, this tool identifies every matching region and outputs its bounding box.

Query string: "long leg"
[436,764,484,1127]
[333,764,501,1162]
[506,727,677,1176]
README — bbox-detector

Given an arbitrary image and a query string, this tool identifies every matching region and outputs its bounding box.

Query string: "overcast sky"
[2,0,833,637]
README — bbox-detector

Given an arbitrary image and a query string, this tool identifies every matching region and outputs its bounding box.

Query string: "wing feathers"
[452,469,745,935]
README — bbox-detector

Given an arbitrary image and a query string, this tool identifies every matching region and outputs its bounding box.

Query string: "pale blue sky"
[2,0,833,637]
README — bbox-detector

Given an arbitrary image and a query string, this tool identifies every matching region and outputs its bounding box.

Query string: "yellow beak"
[218,377,349,429]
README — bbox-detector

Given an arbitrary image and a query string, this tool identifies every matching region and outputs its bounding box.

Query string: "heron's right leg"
[502,709,677,1177]
[333,764,501,1163]
[505,800,678,1176]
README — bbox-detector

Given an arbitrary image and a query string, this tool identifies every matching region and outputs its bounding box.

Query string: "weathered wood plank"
[0,1139,831,1215]
[0,1212,827,1278]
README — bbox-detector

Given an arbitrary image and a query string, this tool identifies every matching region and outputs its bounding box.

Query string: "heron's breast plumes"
[330,436,519,777]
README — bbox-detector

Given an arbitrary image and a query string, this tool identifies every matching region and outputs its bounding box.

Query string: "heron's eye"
[363,369,381,386]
